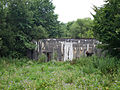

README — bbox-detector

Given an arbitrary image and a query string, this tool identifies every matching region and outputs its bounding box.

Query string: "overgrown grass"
[0,56,120,89]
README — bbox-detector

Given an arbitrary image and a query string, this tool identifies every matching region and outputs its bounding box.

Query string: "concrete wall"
[27,39,101,61]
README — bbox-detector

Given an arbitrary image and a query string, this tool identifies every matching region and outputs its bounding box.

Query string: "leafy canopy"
[93,0,120,57]
[0,0,59,57]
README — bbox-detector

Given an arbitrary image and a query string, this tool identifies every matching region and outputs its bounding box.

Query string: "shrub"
[38,54,47,63]
[94,57,118,74]
[52,52,58,60]
[71,56,119,75]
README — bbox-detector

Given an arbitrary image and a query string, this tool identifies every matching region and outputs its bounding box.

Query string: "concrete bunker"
[27,38,101,61]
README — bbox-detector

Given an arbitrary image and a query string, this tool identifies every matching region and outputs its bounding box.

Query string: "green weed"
[0,57,120,89]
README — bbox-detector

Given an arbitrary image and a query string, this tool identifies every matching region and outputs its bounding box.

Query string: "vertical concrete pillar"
[87,44,89,51]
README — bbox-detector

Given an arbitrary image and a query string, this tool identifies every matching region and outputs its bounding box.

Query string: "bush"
[38,54,47,63]
[72,56,119,75]
[52,52,58,60]
[94,57,118,74]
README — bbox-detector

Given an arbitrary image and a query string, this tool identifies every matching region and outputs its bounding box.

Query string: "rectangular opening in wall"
[43,51,52,62]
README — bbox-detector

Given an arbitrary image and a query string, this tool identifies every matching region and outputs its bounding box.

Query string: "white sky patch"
[52,0,105,23]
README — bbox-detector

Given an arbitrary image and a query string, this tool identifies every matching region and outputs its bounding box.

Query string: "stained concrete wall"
[27,39,101,61]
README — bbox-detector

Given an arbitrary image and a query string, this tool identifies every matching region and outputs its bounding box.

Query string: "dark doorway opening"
[47,52,51,62]
[43,51,52,62]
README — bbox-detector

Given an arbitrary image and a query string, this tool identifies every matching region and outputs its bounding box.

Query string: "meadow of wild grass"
[0,56,120,89]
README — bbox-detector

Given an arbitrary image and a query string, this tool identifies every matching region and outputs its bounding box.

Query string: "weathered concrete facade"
[27,39,101,61]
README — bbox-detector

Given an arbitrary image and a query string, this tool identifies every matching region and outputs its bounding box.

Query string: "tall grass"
[0,56,120,89]
[71,56,120,75]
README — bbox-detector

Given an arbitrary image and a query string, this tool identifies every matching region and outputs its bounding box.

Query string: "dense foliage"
[0,0,59,57]
[69,18,93,38]
[0,0,95,58]
[0,57,120,89]
[59,18,94,38]
[93,0,120,57]
[1,0,119,58]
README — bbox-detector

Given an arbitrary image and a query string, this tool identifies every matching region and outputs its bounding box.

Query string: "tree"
[30,0,59,38]
[0,0,60,57]
[0,38,2,49]
[30,25,48,40]
[3,0,34,57]
[93,0,120,57]
[70,18,94,38]
[0,0,10,57]
[66,21,74,38]
[58,23,67,38]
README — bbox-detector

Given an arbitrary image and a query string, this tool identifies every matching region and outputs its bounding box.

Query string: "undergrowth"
[0,56,120,89]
